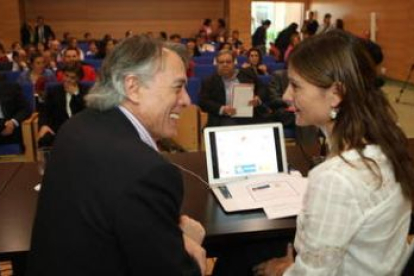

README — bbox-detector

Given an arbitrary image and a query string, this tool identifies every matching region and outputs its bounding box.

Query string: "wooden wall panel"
[310,0,414,82]
[0,0,21,48]
[24,0,225,39]
[228,0,252,49]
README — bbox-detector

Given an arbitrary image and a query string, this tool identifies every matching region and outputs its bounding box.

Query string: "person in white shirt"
[253,30,414,276]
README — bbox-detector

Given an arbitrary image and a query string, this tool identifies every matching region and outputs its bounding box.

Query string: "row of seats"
[193,55,279,65]
[0,81,95,162]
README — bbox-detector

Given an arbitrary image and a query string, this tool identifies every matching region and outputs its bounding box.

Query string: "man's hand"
[64,82,79,95]
[180,215,205,245]
[183,234,207,276]
[180,215,207,275]
[38,125,55,139]
[248,95,261,107]
[222,105,236,116]
[1,120,15,136]
[252,243,294,276]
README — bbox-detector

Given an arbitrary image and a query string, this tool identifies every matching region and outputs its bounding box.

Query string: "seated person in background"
[11,49,29,72]
[56,47,96,82]
[283,31,300,62]
[62,37,85,60]
[96,38,116,59]
[242,48,268,75]
[17,52,56,101]
[253,30,414,276]
[199,50,269,127]
[228,30,244,55]
[0,42,10,63]
[42,49,58,71]
[169,33,182,44]
[266,70,295,127]
[85,39,99,59]
[27,36,206,276]
[38,63,89,147]
[186,38,201,58]
[0,74,31,147]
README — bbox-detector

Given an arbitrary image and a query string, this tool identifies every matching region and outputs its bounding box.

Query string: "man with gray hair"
[27,36,206,276]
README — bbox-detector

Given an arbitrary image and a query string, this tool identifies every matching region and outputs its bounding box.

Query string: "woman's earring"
[330,108,338,120]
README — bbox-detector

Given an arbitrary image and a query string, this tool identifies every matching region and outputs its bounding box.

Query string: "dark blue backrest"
[186,77,201,105]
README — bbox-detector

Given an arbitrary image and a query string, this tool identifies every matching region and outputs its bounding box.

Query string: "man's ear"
[329,82,345,108]
[124,75,141,104]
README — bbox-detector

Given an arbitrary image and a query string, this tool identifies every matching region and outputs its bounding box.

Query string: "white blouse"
[285,145,412,276]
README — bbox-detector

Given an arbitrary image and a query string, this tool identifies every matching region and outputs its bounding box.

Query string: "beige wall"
[310,0,414,81]
[24,0,225,39]
[0,0,21,48]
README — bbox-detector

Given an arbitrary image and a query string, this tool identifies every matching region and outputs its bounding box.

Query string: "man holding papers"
[199,50,269,127]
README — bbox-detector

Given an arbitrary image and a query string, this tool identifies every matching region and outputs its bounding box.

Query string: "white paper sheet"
[232,84,254,118]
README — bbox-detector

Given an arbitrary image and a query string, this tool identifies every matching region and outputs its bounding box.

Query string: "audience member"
[301,11,319,37]
[56,47,96,82]
[0,43,10,63]
[27,36,206,276]
[169,33,182,44]
[20,22,34,46]
[316,13,334,34]
[37,63,88,147]
[253,30,414,276]
[274,23,298,61]
[186,38,201,58]
[17,52,56,102]
[211,18,227,43]
[0,74,31,147]
[42,49,58,71]
[34,16,55,45]
[283,31,300,61]
[97,38,116,59]
[252,19,272,55]
[11,49,29,72]
[199,50,269,127]
[228,30,244,55]
[335,18,344,30]
[242,48,268,75]
[200,18,213,39]
[85,40,99,59]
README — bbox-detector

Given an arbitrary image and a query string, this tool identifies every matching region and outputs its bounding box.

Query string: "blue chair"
[0,83,36,161]
[266,62,286,74]
[200,51,217,58]
[4,71,21,82]
[194,64,216,80]
[236,55,248,65]
[192,56,214,64]
[258,75,271,85]
[186,77,201,105]
[263,55,277,63]
[20,83,35,112]
[84,59,102,71]
[78,42,89,54]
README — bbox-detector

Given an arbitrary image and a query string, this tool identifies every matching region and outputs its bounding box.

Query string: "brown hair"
[289,30,414,201]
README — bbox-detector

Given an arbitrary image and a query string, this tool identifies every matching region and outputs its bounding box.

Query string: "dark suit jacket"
[38,83,88,134]
[34,24,55,44]
[0,81,31,145]
[199,68,269,127]
[27,108,200,276]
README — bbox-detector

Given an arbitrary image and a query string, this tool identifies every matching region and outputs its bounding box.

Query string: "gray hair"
[86,36,189,111]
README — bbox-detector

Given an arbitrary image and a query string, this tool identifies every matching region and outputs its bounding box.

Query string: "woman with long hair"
[254,30,414,276]
[242,48,268,75]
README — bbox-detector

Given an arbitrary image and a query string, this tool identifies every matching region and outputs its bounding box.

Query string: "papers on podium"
[231,84,254,118]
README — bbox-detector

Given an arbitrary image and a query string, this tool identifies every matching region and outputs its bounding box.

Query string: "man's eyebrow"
[172,78,187,85]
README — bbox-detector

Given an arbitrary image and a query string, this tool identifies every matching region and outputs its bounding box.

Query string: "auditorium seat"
[194,64,216,80]
[186,77,201,105]
[0,83,36,162]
